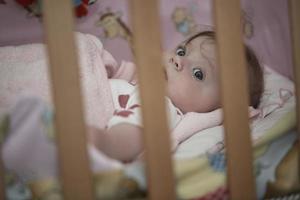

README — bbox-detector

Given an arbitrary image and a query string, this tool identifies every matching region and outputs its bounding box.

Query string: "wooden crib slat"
[213,0,256,199]
[129,0,176,199]
[289,0,300,181]
[0,158,5,200]
[43,1,93,199]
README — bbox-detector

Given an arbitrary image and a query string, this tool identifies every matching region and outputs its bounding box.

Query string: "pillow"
[257,66,294,118]
[251,66,295,141]
[175,65,295,159]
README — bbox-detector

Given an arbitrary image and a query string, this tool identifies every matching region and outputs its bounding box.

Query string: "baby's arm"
[88,123,143,162]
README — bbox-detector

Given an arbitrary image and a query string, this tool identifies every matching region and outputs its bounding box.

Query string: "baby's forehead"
[181,36,216,57]
[186,35,215,48]
[186,36,218,69]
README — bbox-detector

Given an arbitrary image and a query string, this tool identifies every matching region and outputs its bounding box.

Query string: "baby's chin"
[167,93,221,113]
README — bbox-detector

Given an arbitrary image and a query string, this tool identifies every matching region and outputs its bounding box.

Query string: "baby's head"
[164,31,264,113]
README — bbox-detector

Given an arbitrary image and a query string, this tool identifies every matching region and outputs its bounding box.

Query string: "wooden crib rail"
[42,0,94,199]
[289,0,300,181]
[213,0,256,199]
[129,0,176,199]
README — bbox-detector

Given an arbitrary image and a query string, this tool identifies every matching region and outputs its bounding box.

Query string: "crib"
[0,0,299,199]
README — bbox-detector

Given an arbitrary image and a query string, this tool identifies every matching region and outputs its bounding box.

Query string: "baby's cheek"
[201,90,221,111]
[181,59,191,71]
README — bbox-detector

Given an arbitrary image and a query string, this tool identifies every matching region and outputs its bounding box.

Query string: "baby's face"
[164,36,220,113]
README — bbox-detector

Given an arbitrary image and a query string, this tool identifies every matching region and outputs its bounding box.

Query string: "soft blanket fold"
[0,33,115,129]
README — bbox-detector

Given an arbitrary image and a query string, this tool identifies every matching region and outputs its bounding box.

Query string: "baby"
[88,30,264,162]
[2,31,264,184]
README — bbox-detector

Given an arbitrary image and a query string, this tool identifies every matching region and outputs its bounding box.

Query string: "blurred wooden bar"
[213,0,256,199]
[129,0,176,199]
[289,0,300,181]
[43,0,94,199]
[0,157,5,200]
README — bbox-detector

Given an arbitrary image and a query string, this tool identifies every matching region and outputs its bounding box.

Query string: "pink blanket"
[0,33,134,129]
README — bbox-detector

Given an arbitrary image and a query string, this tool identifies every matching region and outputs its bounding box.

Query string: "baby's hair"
[182,31,264,108]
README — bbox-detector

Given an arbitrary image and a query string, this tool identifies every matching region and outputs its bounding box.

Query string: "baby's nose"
[171,57,183,71]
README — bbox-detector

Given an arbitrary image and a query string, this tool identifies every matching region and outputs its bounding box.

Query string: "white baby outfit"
[107,79,183,131]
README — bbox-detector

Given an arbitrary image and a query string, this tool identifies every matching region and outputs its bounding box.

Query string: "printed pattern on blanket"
[0,108,296,199]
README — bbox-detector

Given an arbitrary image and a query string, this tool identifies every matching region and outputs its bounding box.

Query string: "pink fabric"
[112,61,137,85]
[171,107,260,150]
[0,32,116,129]
[172,110,222,149]
[2,97,122,182]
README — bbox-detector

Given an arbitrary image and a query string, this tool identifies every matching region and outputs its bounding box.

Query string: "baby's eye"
[176,47,186,56]
[193,68,205,81]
